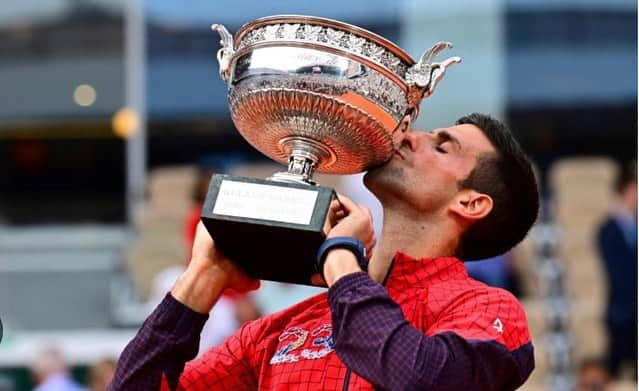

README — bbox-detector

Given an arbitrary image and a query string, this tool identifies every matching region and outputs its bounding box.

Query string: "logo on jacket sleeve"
[270,324,335,365]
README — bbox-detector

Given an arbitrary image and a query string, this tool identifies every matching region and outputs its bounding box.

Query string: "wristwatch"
[316,236,368,280]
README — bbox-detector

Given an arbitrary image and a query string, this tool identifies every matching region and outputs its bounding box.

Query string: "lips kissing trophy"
[201,15,461,285]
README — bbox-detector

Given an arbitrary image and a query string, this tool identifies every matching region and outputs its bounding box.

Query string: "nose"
[401,129,421,152]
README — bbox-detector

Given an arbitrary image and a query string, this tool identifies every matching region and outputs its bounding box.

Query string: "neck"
[368,204,460,282]
[617,196,637,218]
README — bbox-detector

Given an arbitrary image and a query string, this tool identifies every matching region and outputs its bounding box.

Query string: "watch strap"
[316,236,367,281]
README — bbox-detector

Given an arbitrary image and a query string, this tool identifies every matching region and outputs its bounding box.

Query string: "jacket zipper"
[341,259,396,391]
[342,369,352,391]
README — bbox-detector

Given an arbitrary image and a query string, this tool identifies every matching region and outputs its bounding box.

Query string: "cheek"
[413,169,457,202]
[417,155,462,189]
[436,155,474,188]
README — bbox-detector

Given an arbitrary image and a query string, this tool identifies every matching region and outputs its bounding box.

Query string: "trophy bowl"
[202,15,461,285]
[213,15,461,182]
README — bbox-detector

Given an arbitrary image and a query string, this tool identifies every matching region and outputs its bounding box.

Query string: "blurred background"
[0,0,636,390]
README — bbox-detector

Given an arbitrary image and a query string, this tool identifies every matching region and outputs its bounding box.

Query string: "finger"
[328,206,346,227]
[310,273,327,287]
[363,206,373,223]
[364,235,376,260]
[369,236,377,251]
[360,206,374,229]
[329,198,342,213]
[191,221,214,257]
[195,221,213,241]
[335,193,358,214]
[233,277,261,294]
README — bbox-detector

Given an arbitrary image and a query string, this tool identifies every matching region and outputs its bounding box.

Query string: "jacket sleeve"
[169,321,259,390]
[598,221,630,294]
[109,293,257,391]
[327,272,534,391]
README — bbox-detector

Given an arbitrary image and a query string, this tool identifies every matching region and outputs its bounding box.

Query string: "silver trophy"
[201,15,461,285]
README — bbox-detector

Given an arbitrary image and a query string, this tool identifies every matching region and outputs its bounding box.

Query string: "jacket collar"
[382,251,467,290]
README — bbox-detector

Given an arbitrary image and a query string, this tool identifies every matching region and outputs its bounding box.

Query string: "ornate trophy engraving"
[201,15,461,285]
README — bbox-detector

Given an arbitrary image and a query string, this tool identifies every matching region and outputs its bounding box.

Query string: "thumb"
[335,193,358,214]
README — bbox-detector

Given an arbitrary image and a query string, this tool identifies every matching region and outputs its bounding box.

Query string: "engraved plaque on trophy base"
[201,174,335,285]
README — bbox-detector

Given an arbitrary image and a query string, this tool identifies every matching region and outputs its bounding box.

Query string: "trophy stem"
[269,136,336,185]
[288,153,318,180]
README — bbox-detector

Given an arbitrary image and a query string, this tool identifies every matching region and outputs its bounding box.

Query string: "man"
[597,162,637,378]
[31,345,86,391]
[110,113,539,390]
[576,358,611,391]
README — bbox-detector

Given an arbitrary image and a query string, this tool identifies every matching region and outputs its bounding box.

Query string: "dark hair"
[614,160,637,194]
[455,113,539,261]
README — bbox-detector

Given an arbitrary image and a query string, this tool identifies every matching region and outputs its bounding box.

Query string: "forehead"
[442,123,495,155]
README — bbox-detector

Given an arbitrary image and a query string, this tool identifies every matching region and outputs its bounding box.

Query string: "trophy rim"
[231,42,409,93]
[235,14,416,66]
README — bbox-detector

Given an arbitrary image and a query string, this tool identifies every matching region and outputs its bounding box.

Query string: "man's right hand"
[190,221,260,293]
[171,222,259,313]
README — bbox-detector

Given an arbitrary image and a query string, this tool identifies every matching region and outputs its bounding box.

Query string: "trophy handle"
[211,24,235,84]
[426,56,462,97]
[406,42,461,109]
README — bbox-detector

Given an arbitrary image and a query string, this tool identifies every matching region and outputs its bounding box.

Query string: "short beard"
[364,164,405,201]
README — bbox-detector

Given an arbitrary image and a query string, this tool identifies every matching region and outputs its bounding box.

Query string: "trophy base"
[201,174,335,286]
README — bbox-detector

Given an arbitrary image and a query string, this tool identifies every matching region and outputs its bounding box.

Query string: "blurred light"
[73,84,97,107]
[112,107,140,139]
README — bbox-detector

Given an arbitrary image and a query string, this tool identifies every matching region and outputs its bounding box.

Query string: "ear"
[448,189,493,224]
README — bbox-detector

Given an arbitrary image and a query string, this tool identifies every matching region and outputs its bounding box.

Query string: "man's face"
[364,123,496,213]
[621,180,637,215]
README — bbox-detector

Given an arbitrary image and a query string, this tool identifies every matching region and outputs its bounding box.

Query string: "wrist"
[323,248,362,286]
[316,237,367,284]
[189,256,227,277]
[171,260,229,313]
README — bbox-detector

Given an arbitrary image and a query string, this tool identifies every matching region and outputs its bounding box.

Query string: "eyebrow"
[437,130,462,151]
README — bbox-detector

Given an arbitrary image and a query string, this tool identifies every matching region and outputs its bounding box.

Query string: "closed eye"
[434,130,461,153]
